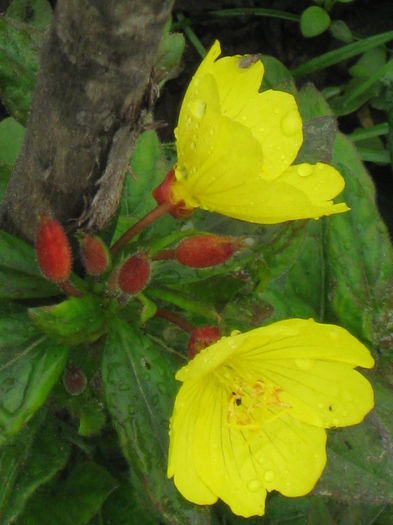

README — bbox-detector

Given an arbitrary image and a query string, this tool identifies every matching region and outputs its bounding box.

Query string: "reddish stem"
[59,279,83,298]
[155,308,195,334]
[110,202,173,258]
[152,249,176,261]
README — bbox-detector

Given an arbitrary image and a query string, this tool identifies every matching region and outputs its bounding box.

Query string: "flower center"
[224,374,288,430]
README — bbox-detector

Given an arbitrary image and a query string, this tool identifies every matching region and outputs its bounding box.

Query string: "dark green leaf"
[0,229,59,298]
[6,0,53,31]
[260,55,296,94]
[78,398,106,437]
[29,294,111,344]
[0,117,25,165]
[0,412,71,524]
[102,318,211,524]
[0,16,43,123]
[16,460,118,525]
[0,333,69,445]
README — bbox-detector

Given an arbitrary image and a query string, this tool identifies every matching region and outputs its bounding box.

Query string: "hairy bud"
[118,254,150,295]
[36,213,72,282]
[79,234,110,276]
[63,366,87,396]
[188,326,221,359]
[176,235,243,268]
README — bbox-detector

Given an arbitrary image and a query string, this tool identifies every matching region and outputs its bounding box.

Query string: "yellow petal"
[279,161,349,206]
[261,360,374,428]
[177,318,374,384]
[243,412,327,497]
[168,380,217,505]
[192,377,268,517]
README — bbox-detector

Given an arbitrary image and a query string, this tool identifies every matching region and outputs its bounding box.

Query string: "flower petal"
[262,359,374,427]
[168,380,217,505]
[243,412,327,497]
[192,377,268,517]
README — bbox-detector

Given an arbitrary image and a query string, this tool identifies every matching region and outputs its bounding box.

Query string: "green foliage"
[1,3,393,524]
[300,7,331,38]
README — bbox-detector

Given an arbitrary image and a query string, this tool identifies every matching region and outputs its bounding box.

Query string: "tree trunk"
[0,0,174,243]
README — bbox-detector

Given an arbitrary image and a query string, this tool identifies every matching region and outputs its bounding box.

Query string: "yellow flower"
[168,41,349,223]
[167,318,374,517]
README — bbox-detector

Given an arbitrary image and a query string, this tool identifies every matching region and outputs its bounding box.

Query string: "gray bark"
[0,0,174,242]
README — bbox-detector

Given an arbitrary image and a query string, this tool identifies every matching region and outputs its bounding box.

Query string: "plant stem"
[59,279,83,298]
[152,249,176,261]
[155,308,195,333]
[110,202,173,258]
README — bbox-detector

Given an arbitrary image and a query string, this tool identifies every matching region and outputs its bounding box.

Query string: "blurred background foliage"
[1,0,393,524]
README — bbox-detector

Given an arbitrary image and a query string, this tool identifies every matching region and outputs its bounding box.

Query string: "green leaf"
[0,412,71,524]
[102,318,211,524]
[326,132,393,346]
[0,229,59,298]
[0,117,25,165]
[0,332,69,445]
[0,164,12,203]
[0,16,43,123]
[296,115,337,164]
[260,55,296,94]
[291,30,393,77]
[329,20,353,43]
[113,130,169,244]
[315,408,393,503]
[78,399,106,437]
[16,460,118,525]
[29,294,111,344]
[300,6,331,38]
[100,477,157,525]
[155,18,185,85]
[6,0,53,31]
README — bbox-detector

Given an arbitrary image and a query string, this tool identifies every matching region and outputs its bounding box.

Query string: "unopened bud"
[118,254,150,295]
[63,366,87,396]
[79,234,110,276]
[188,326,221,359]
[176,235,243,268]
[36,213,72,282]
[152,170,195,219]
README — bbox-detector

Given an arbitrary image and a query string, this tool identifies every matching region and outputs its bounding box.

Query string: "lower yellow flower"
[154,40,349,223]
[167,318,374,517]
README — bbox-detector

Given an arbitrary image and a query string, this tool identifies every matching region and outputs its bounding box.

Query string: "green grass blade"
[209,8,300,22]
[291,31,393,77]
[349,123,389,141]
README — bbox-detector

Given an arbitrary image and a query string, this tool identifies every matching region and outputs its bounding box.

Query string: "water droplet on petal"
[264,470,275,482]
[248,479,262,492]
[274,107,280,115]
[190,99,206,119]
[281,109,301,137]
[297,164,313,177]
[295,358,312,370]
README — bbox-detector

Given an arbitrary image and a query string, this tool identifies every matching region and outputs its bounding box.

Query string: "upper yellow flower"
[161,41,349,223]
[167,318,374,517]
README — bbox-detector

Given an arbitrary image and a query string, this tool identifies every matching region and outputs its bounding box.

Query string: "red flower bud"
[152,170,195,219]
[36,213,72,282]
[79,234,110,276]
[188,326,221,359]
[118,254,150,295]
[63,366,87,396]
[176,235,243,268]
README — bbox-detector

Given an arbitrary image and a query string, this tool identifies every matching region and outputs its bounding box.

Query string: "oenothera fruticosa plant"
[4,40,374,521]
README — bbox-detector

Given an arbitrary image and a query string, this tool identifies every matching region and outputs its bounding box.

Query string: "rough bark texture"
[0,0,174,242]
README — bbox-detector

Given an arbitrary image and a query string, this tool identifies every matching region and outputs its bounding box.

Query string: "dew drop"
[281,110,301,137]
[273,108,280,115]
[247,479,262,492]
[297,164,313,177]
[190,99,207,119]
[264,470,275,482]
[295,358,312,370]
[317,402,324,409]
